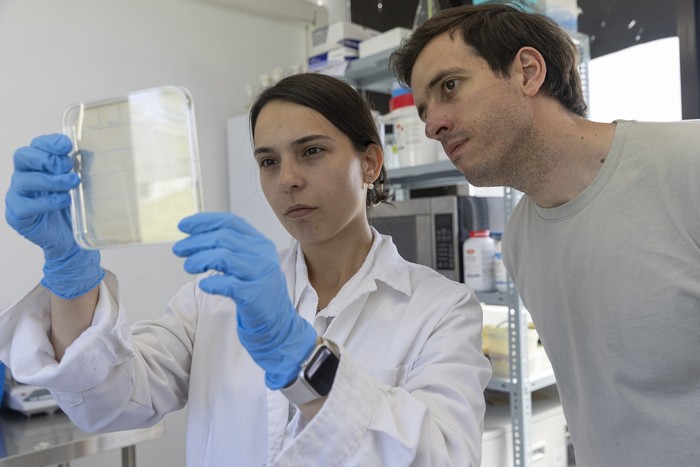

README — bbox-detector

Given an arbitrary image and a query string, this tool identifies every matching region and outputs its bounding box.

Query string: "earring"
[367,181,375,190]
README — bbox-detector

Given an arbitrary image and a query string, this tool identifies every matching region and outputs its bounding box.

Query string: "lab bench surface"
[0,409,165,467]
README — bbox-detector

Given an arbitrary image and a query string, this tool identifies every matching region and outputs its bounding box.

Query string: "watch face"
[303,346,339,396]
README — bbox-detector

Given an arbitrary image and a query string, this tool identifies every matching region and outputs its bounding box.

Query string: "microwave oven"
[369,195,504,282]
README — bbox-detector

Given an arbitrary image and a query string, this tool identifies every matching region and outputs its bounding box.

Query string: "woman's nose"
[278,160,304,191]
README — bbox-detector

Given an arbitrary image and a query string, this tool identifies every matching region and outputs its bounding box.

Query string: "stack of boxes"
[358,27,412,58]
[308,22,416,76]
[307,21,379,76]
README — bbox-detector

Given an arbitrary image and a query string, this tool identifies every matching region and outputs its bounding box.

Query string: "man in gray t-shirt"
[391,4,700,466]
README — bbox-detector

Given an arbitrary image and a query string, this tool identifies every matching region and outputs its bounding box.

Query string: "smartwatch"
[281,338,340,406]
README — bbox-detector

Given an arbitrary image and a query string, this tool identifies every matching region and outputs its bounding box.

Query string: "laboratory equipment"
[3,373,58,417]
[63,85,204,249]
[413,0,441,29]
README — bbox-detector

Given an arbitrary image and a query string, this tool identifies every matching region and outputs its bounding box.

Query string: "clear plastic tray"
[63,86,203,249]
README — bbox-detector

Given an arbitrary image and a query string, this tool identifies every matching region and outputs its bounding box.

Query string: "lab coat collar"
[284,227,412,313]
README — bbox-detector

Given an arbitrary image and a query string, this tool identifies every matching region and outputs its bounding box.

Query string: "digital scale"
[3,368,59,417]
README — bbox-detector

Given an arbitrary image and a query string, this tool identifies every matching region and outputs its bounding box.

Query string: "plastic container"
[463,230,496,292]
[535,0,579,32]
[493,235,508,292]
[413,0,441,29]
[484,322,551,378]
[382,124,400,170]
[383,91,442,168]
[473,0,537,12]
[63,85,204,249]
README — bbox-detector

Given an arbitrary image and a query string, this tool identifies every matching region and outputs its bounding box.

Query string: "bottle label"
[464,249,483,278]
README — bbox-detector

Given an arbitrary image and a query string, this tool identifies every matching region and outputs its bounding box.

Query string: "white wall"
[0,0,312,465]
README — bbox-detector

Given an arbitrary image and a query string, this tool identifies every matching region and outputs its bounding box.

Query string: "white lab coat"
[0,230,491,466]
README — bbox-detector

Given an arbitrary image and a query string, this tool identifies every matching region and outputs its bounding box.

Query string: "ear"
[513,47,546,97]
[362,143,384,183]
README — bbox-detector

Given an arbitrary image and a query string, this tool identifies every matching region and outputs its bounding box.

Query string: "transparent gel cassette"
[63,86,204,249]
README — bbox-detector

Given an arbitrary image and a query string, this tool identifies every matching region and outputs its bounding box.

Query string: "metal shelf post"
[504,186,532,467]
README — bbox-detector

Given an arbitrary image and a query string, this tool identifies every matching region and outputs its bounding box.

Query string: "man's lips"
[444,139,468,161]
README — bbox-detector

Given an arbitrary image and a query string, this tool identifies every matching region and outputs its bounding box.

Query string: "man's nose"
[424,108,451,140]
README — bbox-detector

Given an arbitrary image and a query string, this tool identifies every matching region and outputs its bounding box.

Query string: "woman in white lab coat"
[2,73,491,466]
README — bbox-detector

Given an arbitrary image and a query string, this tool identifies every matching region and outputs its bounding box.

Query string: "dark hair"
[391,3,587,117]
[249,72,391,208]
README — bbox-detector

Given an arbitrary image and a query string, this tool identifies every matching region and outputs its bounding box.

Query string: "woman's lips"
[285,205,315,219]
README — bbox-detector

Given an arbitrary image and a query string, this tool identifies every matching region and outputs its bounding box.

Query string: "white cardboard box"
[311,21,379,56]
[359,27,412,58]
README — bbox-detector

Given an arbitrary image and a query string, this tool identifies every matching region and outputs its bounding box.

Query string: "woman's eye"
[303,147,323,157]
[258,158,276,168]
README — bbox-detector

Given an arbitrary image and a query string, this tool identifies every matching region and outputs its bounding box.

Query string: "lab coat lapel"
[265,388,290,460]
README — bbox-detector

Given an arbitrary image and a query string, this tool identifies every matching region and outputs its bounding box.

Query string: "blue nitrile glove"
[5,134,104,299]
[173,212,318,389]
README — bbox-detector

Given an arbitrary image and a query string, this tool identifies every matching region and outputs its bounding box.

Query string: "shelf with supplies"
[479,290,556,394]
[386,159,462,187]
[487,372,557,393]
[343,48,395,94]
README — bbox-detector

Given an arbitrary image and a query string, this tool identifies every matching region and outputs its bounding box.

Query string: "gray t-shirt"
[503,120,700,466]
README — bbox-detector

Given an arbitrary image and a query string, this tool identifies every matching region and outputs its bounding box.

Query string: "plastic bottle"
[463,230,496,292]
[493,234,508,292]
[413,0,441,29]
[535,0,580,32]
[383,86,442,167]
[382,124,400,169]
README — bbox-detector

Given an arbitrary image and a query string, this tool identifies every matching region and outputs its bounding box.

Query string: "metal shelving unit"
[343,48,396,94]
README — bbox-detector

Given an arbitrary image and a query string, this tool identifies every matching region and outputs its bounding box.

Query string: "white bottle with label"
[494,236,508,292]
[462,230,496,292]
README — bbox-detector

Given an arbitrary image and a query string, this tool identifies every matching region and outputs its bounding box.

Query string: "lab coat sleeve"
[274,288,491,466]
[0,270,195,432]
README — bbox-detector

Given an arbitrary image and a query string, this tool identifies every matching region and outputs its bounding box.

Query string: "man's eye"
[444,79,457,92]
[259,158,276,168]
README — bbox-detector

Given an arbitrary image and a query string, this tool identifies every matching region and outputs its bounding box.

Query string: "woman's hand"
[5,134,104,299]
[173,212,317,389]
